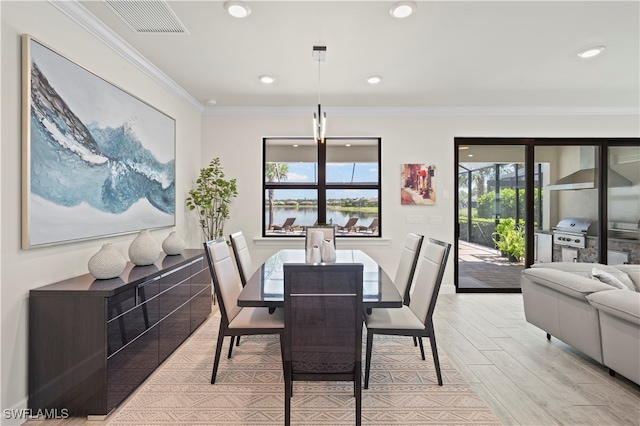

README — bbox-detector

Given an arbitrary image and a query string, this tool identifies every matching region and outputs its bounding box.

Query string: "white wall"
[1,0,639,419]
[203,113,639,283]
[1,1,202,418]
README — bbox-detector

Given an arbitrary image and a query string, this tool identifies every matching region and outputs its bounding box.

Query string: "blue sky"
[271,162,378,200]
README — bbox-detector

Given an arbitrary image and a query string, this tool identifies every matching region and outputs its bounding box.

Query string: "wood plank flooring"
[435,293,640,426]
[24,293,640,425]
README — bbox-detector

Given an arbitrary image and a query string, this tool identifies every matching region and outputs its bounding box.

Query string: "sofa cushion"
[521,268,612,299]
[531,262,636,291]
[612,264,640,292]
[587,290,640,326]
[592,268,633,291]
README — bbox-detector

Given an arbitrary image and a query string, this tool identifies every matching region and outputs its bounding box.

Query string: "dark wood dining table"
[237,249,403,310]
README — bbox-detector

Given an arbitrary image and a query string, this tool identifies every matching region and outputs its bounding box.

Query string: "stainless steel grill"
[552,217,597,249]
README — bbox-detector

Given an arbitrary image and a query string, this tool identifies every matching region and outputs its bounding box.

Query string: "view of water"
[265,208,377,228]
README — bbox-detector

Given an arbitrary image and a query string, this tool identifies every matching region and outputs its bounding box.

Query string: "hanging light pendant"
[312,46,327,144]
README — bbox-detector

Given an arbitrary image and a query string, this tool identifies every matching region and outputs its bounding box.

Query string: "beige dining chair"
[364,238,451,389]
[305,225,337,248]
[229,231,254,286]
[283,263,363,426]
[204,238,284,384]
[394,233,424,305]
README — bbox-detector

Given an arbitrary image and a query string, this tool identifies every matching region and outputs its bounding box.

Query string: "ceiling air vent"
[105,0,188,34]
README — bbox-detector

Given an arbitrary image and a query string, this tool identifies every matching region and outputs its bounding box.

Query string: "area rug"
[108,312,501,425]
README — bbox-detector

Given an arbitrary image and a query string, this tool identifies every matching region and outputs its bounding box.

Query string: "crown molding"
[47,1,638,119]
[49,0,204,114]
[204,105,640,117]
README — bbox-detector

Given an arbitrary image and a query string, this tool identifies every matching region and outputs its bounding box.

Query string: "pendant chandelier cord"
[317,56,321,105]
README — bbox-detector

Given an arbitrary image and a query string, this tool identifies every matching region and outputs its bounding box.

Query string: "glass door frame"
[454,137,640,293]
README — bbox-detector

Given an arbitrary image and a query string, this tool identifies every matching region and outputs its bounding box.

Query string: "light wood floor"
[24,293,640,426]
[435,293,640,426]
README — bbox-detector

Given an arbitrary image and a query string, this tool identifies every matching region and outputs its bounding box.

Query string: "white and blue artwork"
[23,36,175,248]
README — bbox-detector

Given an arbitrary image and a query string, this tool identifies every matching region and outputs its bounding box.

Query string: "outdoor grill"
[552,217,598,249]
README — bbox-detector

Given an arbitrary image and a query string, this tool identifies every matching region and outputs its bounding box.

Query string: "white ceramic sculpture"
[128,229,160,266]
[306,244,321,263]
[162,231,185,255]
[88,243,127,279]
[321,239,336,263]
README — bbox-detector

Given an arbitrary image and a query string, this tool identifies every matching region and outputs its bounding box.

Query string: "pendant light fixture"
[312,45,327,144]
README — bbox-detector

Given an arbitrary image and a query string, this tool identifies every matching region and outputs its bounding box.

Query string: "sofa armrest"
[522,268,613,299]
[587,290,640,326]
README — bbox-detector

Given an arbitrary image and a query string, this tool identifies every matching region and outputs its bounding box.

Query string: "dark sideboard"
[28,249,211,417]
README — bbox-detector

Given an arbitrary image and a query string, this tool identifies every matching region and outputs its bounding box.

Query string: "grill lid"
[553,217,597,234]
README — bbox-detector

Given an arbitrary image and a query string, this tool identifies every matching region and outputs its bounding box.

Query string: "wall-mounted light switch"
[407,215,423,224]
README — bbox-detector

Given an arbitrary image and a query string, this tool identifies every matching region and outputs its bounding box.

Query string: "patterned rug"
[108,312,501,425]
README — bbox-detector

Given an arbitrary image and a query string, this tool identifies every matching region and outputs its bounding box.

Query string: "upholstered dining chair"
[394,233,424,305]
[283,263,364,426]
[364,238,451,389]
[305,225,337,248]
[204,238,284,384]
[229,231,254,286]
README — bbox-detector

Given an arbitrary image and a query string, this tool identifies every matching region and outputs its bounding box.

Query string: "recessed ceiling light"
[366,75,382,85]
[577,46,605,59]
[224,1,251,18]
[468,154,474,158]
[259,75,275,84]
[293,144,299,148]
[205,99,217,106]
[390,1,416,18]
[458,146,469,150]
[345,144,352,147]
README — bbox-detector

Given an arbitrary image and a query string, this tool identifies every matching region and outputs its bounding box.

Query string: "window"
[263,137,381,237]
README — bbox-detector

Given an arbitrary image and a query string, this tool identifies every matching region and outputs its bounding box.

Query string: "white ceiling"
[78,0,639,110]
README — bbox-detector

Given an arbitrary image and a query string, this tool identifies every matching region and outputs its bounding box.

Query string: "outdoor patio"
[458,240,524,290]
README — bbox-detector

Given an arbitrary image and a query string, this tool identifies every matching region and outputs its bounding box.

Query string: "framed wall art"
[22,35,176,249]
[401,163,436,205]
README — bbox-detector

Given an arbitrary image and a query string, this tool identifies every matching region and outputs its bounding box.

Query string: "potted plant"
[492,218,525,262]
[186,158,238,241]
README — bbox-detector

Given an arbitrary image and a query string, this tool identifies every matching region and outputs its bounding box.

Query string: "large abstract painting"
[22,35,176,249]
[401,163,436,205]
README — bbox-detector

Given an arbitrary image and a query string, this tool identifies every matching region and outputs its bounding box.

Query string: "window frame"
[262,136,382,237]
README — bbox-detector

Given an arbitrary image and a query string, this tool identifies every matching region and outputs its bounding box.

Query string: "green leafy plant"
[492,218,525,262]
[186,158,238,241]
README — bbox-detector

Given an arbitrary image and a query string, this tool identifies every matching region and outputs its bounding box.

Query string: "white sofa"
[521,262,640,385]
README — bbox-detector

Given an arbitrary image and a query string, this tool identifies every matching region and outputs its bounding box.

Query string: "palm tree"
[265,163,289,229]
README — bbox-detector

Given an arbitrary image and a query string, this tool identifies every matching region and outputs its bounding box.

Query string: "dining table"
[237,249,403,310]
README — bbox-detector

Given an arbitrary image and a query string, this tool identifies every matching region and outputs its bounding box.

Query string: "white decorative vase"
[162,231,185,255]
[307,231,324,251]
[128,230,160,266]
[88,243,126,279]
[306,245,321,263]
[321,239,336,263]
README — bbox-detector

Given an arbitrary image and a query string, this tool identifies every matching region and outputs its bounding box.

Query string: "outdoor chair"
[271,217,296,232]
[338,217,359,233]
[283,263,364,426]
[364,238,451,389]
[355,218,379,234]
[204,238,284,384]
